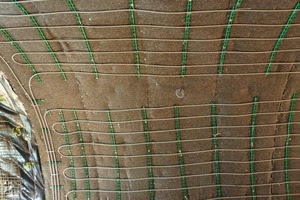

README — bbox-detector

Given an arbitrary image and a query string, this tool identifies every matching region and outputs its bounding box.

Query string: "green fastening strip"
[32,99,45,104]
[250,96,258,200]
[73,110,91,200]
[59,110,76,199]
[218,0,243,74]
[42,127,49,132]
[50,161,61,165]
[129,0,140,77]
[211,102,222,199]
[47,109,52,116]
[13,0,67,81]
[265,2,300,75]
[67,0,99,79]
[0,26,41,83]
[141,107,154,200]
[285,93,297,200]
[174,105,188,200]
[106,111,121,200]
[181,0,192,77]
[52,185,64,189]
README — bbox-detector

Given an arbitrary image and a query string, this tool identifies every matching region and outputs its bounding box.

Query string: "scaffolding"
[0,140,21,200]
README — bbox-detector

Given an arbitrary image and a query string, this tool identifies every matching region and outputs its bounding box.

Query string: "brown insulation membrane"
[0,0,300,199]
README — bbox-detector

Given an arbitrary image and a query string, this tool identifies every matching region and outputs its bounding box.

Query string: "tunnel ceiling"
[0,0,300,199]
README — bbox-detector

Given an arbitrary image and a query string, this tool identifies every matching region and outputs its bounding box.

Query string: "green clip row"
[265,2,300,75]
[211,102,222,199]
[67,0,99,79]
[129,0,141,77]
[0,26,41,83]
[174,105,188,200]
[181,0,192,77]
[285,93,297,200]
[59,110,76,199]
[250,96,258,200]
[13,0,67,80]
[73,110,91,200]
[142,107,155,200]
[218,0,243,74]
[106,111,121,200]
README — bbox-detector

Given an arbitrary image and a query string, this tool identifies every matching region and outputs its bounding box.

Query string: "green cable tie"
[47,109,52,116]
[50,161,61,165]
[52,185,64,189]
[32,99,45,104]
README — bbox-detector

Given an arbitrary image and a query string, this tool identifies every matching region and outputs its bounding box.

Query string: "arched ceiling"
[0,0,300,199]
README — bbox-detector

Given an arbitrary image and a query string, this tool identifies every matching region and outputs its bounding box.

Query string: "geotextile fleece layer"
[0,0,300,199]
